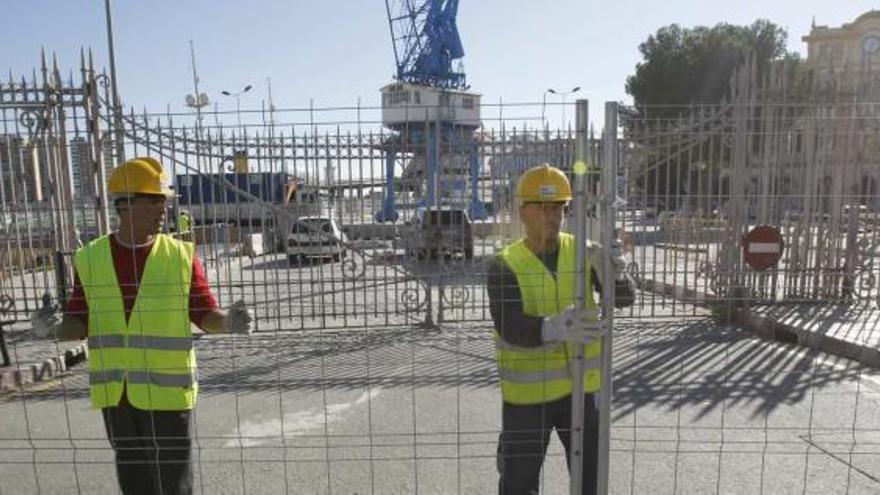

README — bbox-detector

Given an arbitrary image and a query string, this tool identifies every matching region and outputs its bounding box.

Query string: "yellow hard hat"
[515,164,572,203]
[108,157,173,198]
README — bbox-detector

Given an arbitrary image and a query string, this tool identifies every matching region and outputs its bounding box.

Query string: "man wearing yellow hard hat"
[30,157,254,495]
[487,164,635,494]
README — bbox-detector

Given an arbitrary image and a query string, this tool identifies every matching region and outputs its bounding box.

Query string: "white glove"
[541,307,603,344]
[609,240,629,273]
[225,300,254,335]
[30,294,61,339]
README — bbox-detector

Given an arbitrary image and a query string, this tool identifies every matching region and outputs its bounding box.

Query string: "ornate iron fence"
[615,57,880,315]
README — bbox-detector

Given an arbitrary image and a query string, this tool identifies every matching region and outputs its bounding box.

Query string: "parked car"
[400,207,474,260]
[287,216,348,265]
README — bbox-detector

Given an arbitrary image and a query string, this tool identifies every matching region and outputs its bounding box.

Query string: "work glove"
[225,300,254,335]
[609,239,629,273]
[541,306,603,345]
[30,294,61,339]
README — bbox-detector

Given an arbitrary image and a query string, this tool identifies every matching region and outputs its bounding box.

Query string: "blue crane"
[375,0,488,223]
[386,0,467,90]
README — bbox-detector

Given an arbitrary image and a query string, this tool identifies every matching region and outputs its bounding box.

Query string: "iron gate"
[615,56,880,317]
[0,54,604,331]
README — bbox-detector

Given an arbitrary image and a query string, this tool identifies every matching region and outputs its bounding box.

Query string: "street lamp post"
[221,85,253,136]
[695,161,708,214]
[546,87,581,129]
[103,0,125,163]
[542,91,548,127]
[185,40,210,141]
[184,41,210,226]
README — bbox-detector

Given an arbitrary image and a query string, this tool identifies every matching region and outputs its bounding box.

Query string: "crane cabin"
[381,83,481,129]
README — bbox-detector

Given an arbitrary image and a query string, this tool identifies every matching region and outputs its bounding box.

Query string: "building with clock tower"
[746,11,880,216]
[802,11,880,74]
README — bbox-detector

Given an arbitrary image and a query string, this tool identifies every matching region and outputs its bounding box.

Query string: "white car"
[287,216,348,265]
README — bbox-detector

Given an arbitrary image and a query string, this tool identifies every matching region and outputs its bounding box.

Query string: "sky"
[2,1,878,128]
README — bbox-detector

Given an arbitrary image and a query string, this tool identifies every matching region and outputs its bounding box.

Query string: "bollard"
[0,294,13,367]
[54,251,69,304]
[0,323,9,367]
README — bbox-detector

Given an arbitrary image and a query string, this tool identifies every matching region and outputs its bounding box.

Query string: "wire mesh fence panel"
[1,53,879,495]
[606,57,880,494]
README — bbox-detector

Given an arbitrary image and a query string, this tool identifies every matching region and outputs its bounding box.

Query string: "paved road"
[2,300,879,494]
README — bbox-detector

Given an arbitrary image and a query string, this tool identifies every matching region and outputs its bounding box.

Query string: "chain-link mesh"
[1,54,879,494]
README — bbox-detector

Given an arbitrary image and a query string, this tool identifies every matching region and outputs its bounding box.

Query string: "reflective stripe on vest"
[498,357,601,383]
[496,233,602,405]
[494,339,562,352]
[88,335,126,349]
[91,370,196,388]
[89,335,193,351]
[75,233,196,411]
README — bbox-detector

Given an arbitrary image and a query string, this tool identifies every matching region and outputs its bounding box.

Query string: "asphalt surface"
[3,238,880,494]
[2,301,880,494]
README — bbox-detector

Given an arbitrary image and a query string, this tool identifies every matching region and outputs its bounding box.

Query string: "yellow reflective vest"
[75,234,197,411]
[178,213,191,233]
[495,233,602,405]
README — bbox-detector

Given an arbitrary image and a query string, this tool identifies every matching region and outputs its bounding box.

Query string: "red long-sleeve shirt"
[66,235,218,328]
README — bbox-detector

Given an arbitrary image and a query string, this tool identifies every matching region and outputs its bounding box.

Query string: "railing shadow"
[611,317,865,422]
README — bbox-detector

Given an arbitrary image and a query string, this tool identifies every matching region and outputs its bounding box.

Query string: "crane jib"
[385,0,468,90]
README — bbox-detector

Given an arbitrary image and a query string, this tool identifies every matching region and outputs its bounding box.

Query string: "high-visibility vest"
[75,234,197,411]
[178,213,191,233]
[496,233,602,405]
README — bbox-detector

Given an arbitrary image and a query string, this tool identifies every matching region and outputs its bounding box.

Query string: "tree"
[624,20,796,212]
[626,20,790,115]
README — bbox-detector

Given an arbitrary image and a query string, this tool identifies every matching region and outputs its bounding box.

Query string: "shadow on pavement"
[611,318,864,421]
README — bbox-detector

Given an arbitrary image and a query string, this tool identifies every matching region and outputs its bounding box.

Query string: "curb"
[654,243,709,254]
[0,343,89,392]
[640,277,880,369]
[736,310,880,369]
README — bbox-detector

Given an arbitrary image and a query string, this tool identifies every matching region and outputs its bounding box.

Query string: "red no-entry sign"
[742,226,784,270]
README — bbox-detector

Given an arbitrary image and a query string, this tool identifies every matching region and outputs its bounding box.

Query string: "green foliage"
[623,20,802,213]
[626,20,790,114]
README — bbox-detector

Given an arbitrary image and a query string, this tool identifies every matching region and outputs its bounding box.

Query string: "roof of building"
[803,10,880,41]
[855,10,880,25]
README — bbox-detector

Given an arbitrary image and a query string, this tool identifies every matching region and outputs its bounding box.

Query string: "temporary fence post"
[570,98,589,495]
[596,101,620,495]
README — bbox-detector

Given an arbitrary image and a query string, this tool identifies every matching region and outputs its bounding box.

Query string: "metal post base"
[375,207,399,223]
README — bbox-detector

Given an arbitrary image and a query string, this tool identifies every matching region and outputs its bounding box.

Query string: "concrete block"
[0,370,15,390]
[800,330,823,349]
[243,233,265,257]
[859,347,880,368]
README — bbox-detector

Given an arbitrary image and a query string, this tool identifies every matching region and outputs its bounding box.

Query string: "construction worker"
[487,164,635,495]
[177,208,193,242]
[29,157,254,495]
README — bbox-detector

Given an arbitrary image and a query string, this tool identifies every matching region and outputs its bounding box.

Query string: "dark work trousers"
[101,394,193,495]
[497,393,599,495]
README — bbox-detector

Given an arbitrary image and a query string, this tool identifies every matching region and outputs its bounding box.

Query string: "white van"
[286,216,348,265]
